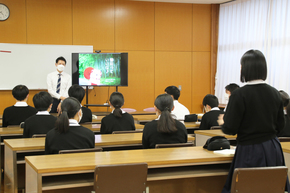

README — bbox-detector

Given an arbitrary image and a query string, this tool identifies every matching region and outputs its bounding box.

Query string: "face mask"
[78,111,83,123]
[224,93,230,101]
[57,64,65,72]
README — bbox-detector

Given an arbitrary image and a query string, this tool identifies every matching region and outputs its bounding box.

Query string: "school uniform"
[80,106,92,124]
[100,109,135,134]
[199,107,224,130]
[171,100,190,120]
[23,111,57,138]
[2,101,37,127]
[142,117,188,149]
[221,80,289,193]
[45,119,95,154]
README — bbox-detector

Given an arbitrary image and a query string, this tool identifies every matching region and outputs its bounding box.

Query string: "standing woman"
[142,94,188,148]
[45,97,95,154]
[100,92,135,134]
[218,50,289,193]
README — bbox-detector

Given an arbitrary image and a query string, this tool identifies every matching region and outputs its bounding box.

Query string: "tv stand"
[83,86,118,108]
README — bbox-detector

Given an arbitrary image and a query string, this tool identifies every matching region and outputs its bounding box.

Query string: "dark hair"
[154,94,177,133]
[203,94,219,108]
[33,91,53,111]
[165,86,180,100]
[225,83,240,93]
[279,90,290,107]
[56,56,66,64]
[240,50,267,83]
[68,84,85,103]
[12,85,29,101]
[110,92,124,118]
[56,97,81,133]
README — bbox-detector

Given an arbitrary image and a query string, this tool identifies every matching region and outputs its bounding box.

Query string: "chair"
[231,166,288,193]
[112,130,143,134]
[210,126,222,130]
[94,163,148,193]
[59,147,103,154]
[32,134,46,138]
[155,142,194,148]
[7,125,21,128]
[122,108,136,113]
[143,107,155,112]
[278,137,290,142]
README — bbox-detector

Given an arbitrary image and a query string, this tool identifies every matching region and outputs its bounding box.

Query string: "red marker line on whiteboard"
[0,50,12,53]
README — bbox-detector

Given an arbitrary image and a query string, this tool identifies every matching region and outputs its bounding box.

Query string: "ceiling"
[132,0,234,4]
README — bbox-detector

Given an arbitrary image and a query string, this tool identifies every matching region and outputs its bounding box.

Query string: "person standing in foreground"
[218,50,289,193]
[47,56,71,113]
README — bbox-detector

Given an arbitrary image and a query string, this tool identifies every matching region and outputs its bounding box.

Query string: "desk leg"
[4,145,17,193]
[195,134,210,146]
[26,162,42,193]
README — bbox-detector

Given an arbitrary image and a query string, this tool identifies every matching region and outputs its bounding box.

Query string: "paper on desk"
[213,149,235,155]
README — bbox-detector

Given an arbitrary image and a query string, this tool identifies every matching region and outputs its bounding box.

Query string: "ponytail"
[55,111,70,133]
[113,107,122,118]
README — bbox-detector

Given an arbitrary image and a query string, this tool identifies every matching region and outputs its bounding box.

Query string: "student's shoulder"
[122,112,134,118]
[79,125,95,134]
[175,120,186,129]
[3,105,15,112]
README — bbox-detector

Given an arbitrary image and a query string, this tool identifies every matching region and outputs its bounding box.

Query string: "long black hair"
[55,97,81,133]
[154,94,177,133]
[110,92,124,118]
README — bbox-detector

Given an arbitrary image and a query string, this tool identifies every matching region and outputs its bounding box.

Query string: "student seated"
[224,83,240,111]
[2,85,37,127]
[165,86,190,121]
[199,94,224,130]
[278,90,290,137]
[45,97,95,154]
[68,84,92,123]
[142,94,188,148]
[100,92,135,134]
[23,92,57,138]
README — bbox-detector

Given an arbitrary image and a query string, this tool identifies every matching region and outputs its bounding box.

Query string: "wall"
[0,0,214,113]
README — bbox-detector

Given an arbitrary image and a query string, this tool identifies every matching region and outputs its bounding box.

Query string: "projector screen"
[0,43,93,90]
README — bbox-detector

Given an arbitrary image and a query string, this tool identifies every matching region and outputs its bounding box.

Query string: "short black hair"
[225,83,240,93]
[56,56,66,64]
[165,86,180,100]
[240,50,267,83]
[202,94,219,108]
[12,85,29,101]
[279,90,290,107]
[68,84,85,103]
[33,91,53,111]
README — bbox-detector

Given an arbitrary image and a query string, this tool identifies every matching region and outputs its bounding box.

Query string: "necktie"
[56,74,61,94]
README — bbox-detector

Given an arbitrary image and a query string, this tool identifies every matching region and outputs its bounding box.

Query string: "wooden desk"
[4,133,195,193]
[281,142,290,177]
[82,123,144,133]
[25,146,233,193]
[133,114,158,124]
[195,130,236,146]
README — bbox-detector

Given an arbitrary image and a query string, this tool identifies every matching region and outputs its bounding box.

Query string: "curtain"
[215,0,290,104]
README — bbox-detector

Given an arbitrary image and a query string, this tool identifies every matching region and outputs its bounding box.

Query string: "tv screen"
[72,53,128,86]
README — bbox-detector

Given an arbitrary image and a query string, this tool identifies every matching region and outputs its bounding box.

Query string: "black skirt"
[221,137,290,193]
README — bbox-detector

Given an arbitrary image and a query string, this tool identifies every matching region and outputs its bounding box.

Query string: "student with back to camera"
[100,92,135,134]
[45,97,95,154]
[2,85,37,127]
[142,94,188,149]
[218,50,289,193]
[278,90,290,137]
[199,94,224,130]
[68,84,92,123]
[23,91,57,138]
[224,83,239,111]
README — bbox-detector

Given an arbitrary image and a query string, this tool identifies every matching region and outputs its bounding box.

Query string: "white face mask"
[57,64,65,72]
[78,111,83,123]
[224,93,230,101]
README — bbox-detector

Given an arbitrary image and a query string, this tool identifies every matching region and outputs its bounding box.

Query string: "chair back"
[7,125,21,128]
[231,166,288,193]
[143,107,155,112]
[122,108,137,113]
[94,163,147,193]
[32,134,46,138]
[155,142,194,148]
[210,126,222,130]
[112,130,143,134]
[59,147,103,154]
[278,137,290,142]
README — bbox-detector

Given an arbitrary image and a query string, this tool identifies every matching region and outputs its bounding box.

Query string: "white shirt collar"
[36,111,50,115]
[210,107,220,111]
[69,119,80,126]
[14,101,28,107]
[111,109,126,114]
[246,79,266,85]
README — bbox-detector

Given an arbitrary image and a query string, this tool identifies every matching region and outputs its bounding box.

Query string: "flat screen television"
[72,53,128,86]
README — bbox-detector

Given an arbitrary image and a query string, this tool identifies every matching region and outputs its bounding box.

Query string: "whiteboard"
[0,43,93,90]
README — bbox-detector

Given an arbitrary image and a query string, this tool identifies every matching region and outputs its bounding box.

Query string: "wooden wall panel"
[191,52,211,113]
[155,51,192,112]
[192,4,211,51]
[155,3,192,51]
[72,0,115,51]
[0,0,27,43]
[115,0,154,51]
[26,0,72,44]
